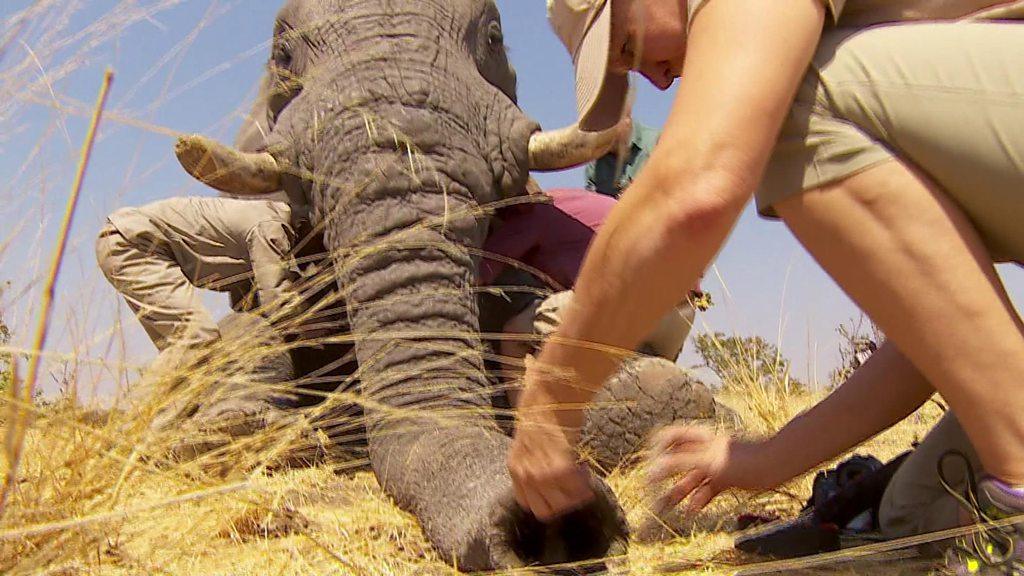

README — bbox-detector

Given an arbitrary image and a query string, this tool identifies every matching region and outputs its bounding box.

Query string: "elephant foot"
[483,481,629,574]
[581,357,717,472]
[133,311,320,471]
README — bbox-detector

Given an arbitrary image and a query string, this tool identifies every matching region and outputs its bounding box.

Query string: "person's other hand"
[646,425,768,517]
[508,386,594,522]
[615,113,633,145]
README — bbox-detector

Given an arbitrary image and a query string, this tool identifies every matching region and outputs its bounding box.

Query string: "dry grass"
[0,329,944,575]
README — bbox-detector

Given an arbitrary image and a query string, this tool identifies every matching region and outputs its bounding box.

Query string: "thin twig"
[0,68,114,520]
[302,532,359,571]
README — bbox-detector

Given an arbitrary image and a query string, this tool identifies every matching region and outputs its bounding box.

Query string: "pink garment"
[480,189,616,290]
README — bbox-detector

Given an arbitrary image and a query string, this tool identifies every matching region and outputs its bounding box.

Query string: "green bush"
[694,332,806,395]
[828,316,885,389]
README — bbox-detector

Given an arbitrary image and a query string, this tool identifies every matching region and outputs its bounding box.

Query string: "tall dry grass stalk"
[0,69,113,520]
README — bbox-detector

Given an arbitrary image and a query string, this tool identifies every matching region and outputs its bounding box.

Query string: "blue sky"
[2,1,1020,399]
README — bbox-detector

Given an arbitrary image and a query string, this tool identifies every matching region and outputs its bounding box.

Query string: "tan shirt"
[687,0,1024,29]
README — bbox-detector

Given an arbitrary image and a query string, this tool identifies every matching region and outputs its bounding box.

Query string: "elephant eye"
[272,20,294,68]
[487,21,504,49]
[273,41,292,68]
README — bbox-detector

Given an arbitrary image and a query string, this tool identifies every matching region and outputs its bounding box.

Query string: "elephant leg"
[580,357,718,473]
[505,291,718,472]
[282,266,370,468]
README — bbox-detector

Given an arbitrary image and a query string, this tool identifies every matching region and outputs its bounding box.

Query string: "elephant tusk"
[175,134,282,195]
[527,122,623,172]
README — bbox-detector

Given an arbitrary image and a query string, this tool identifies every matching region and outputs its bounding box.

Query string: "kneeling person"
[481,188,702,405]
[96,196,299,351]
[510,288,695,361]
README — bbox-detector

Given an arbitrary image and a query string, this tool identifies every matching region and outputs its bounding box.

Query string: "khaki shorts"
[505,290,696,361]
[760,21,1024,262]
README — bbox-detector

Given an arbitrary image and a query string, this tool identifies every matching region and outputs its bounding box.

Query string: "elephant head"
[176,0,628,571]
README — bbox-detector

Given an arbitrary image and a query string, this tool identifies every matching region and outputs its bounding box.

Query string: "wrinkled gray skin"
[225,1,632,571]
[581,357,718,472]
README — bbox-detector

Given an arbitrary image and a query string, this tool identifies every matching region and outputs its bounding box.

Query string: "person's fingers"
[525,485,556,522]
[650,425,715,454]
[514,460,558,521]
[649,426,685,454]
[510,464,532,512]
[510,449,553,518]
[533,463,594,522]
[558,464,596,511]
[648,447,709,484]
[508,442,593,522]
[649,428,730,485]
[535,482,575,521]
[682,483,718,518]
[653,469,706,513]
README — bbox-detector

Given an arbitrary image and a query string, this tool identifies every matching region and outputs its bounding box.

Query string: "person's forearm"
[755,343,935,487]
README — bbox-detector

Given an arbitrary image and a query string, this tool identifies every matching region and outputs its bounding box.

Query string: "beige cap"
[547,0,629,132]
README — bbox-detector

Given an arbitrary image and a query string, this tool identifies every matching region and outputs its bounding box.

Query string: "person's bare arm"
[648,343,936,514]
[509,0,827,521]
[765,344,934,481]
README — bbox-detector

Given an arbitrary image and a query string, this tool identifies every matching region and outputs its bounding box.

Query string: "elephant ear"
[175,134,283,195]
[234,66,301,154]
[178,72,303,196]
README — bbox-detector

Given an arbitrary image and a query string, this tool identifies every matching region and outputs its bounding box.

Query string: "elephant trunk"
[342,230,507,567]
[333,174,510,567]
[320,113,625,567]
[342,224,627,571]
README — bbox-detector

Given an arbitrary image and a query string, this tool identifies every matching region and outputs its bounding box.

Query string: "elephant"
[170,0,720,571]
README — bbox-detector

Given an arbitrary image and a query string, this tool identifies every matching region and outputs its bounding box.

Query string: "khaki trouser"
[761,20,1024,262]
[878,413,983,541]
[504,290,696,362]
[96,197,297,351]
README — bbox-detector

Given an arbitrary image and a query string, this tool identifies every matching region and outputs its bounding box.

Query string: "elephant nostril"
[505,503,621,574]
[505,505,547,563]
[562,507,614,560]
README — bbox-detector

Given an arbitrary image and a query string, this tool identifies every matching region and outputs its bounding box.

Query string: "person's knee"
[532,291,571,340]
[876,453,944,540]
[95,223,128,280]
[877,486,918,539]
[248,220,294,256]
[878,483,965,544]
[501,297,544,358]
[878,414,982,540]
[643,303,695,361]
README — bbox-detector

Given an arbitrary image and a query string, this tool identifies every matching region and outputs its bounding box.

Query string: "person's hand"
[615,113,633,146]
[646,425,769,518]
[507,368,594,522]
